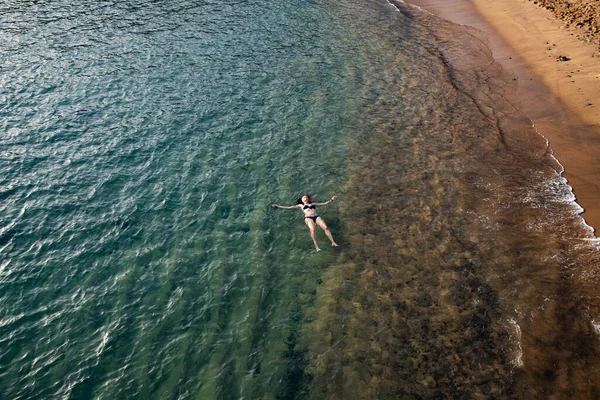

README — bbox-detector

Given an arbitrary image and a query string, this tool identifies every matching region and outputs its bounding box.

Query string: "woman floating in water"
[272,194,339,252]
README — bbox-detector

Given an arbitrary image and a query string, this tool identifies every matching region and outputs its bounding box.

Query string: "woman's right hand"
[271,204,278,208]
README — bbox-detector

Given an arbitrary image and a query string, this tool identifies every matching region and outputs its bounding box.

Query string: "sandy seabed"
[409,0,600,232]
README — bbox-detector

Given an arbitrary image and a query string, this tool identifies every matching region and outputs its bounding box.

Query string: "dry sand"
[531,0,600,47]
[406,0,600,232]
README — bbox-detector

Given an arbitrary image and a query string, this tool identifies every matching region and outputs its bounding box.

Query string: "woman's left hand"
[331,195,337,201]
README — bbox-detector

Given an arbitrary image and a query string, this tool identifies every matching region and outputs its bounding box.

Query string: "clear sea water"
[2,0,600,398]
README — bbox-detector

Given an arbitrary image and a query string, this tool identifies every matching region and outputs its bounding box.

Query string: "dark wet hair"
[296,194,312,205]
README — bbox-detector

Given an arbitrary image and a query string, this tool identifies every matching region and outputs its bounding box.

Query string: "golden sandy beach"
[408,0,600,231]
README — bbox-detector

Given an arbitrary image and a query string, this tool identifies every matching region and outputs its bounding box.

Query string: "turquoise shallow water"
[3,0,600,398]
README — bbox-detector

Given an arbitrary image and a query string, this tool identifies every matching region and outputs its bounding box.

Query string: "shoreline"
[405,0,600,232]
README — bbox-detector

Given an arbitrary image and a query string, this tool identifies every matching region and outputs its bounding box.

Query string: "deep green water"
[0,1,359,398]
[2,0,600,398]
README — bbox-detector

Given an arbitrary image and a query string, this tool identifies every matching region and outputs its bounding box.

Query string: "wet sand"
[298,1,600,396]
[407,0,600,232]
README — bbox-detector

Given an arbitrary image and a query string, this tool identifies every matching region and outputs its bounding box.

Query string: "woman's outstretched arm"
[272,204,300,209]
[313,195,337,206]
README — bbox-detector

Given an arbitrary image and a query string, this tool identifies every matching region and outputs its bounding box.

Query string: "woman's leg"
[304,218,321,251]
[316,217,338,247]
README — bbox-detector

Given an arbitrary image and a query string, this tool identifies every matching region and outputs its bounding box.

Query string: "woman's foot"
[315,246,321,252]
[331,242,339,247]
